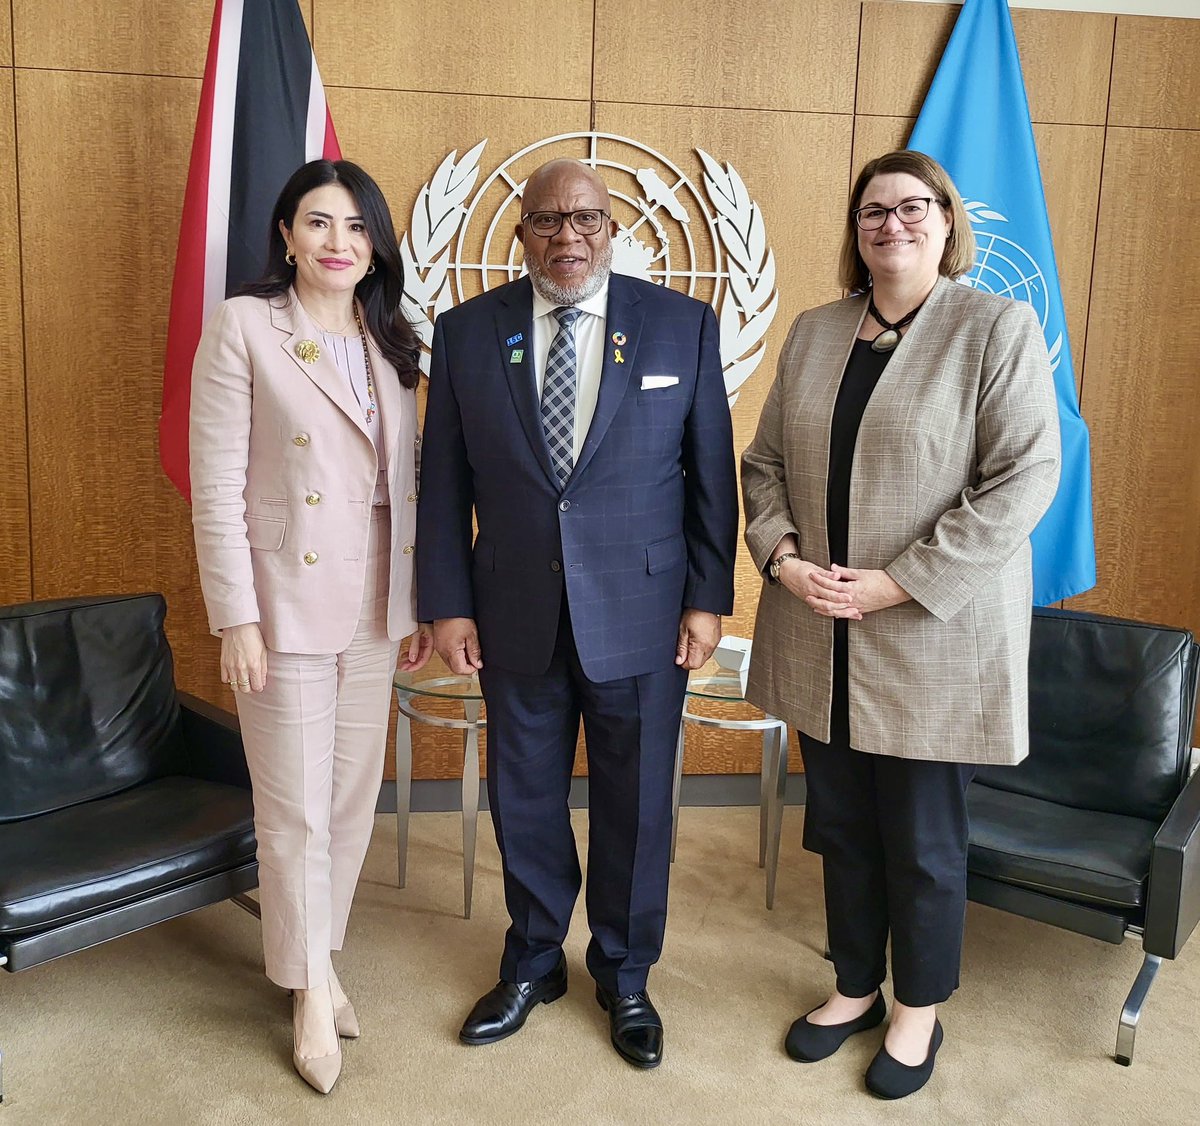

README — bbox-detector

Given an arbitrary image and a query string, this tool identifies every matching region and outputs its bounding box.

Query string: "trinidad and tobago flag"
[160,0,340,502]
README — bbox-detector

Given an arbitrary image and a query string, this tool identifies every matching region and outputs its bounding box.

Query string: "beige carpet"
[3,807,1198,1125]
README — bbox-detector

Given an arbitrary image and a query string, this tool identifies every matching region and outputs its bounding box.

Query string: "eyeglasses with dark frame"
[521,209,610,237]
[851,197,942,231]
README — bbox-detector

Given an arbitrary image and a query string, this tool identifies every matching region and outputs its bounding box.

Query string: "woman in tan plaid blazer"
[741,151,1060,1099]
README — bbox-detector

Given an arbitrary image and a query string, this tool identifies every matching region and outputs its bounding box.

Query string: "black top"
[818,337,894,750]
[826,338,892,567]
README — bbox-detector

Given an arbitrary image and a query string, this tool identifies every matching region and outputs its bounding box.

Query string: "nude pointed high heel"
[292,988,342,1094]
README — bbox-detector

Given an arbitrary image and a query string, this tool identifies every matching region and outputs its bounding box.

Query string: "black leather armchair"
[0,593,259,1101]
[967,606,1200,1065]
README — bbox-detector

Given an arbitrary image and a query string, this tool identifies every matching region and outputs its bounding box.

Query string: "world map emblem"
[959,199,1064,374]
[399,132,779,405]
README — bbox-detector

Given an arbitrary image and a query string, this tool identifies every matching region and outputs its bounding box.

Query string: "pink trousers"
[235,508,398,989]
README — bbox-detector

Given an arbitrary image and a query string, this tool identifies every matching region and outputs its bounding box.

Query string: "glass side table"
[393,656,485,919]
[677,658,790,908]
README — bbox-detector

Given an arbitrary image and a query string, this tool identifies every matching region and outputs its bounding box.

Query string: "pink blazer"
[190,290,419,654]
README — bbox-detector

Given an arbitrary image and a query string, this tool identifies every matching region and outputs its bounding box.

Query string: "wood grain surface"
[595,0,859,114]
[315,0,593,100]
[857,2,1114,126]
[1111,17,1200,131]
[0,70,30,604]
[13,0,211,76]
[1070,127,1200,639]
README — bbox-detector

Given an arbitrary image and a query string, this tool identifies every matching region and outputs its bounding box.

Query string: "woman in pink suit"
[190,159,432,1094]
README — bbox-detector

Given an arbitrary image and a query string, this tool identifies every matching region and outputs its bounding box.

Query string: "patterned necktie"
[541,306,582,488]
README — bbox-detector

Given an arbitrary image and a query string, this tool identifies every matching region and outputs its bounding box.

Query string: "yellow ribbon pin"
[614,348,625,364]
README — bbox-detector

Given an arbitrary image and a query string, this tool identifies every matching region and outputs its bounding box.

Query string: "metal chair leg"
[461,698,482,919]
[230,893,262,919]
[759,728,772,868]
[395,697,414,888]
[1115,952,1162,1065]
[670,721,685,862]
[764,722,789,909]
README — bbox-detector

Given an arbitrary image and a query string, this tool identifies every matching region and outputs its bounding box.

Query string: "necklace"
[866,292,925,353]
[353,303,377,425]
[306,306,355,335]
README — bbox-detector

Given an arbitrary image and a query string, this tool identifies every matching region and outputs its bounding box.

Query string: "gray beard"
[527,241,613,306]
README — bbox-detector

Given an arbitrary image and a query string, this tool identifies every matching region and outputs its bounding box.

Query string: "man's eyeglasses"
[522,209,610,237]
[851,197,941,231]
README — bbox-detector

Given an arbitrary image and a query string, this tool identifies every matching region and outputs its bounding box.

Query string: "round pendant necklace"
[352,303,377,425]
[866,292,925,353]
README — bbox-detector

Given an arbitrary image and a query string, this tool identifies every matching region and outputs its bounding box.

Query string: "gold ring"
[228,680,238,688]
[238,680,250,687]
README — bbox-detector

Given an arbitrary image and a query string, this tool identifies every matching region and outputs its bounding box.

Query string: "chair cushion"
[0,593,184,822]
[967,782,1158,911]
[975,608,1194,823]
[0,776,255,935]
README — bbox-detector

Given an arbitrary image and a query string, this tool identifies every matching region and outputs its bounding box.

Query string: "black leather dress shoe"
[865,1018,943,1099]
[595,984,663,1069]
[458,955,567,1045]
[784,992,886,1062]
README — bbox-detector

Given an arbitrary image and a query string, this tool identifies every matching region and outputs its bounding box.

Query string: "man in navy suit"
[416,158,737,1068]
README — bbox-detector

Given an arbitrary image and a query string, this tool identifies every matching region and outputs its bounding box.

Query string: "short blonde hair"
[838,150,975,293]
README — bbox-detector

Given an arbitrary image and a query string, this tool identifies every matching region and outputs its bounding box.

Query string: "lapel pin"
[613,348,625,364]
[611,331,627,346]
[295,340,321,364]
[510,348,524,363]
[506,332,524,347]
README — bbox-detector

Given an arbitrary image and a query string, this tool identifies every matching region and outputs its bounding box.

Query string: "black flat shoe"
[458,954,567,1045]
[784,992,886,1062]
[865,1018,943,1099]
[595,984,664,1069]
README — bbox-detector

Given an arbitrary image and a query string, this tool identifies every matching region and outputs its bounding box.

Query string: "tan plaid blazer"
[742,276,1061,764]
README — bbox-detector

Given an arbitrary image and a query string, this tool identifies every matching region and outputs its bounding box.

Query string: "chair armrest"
[1144,766,1200,958]
[177,691,252,791]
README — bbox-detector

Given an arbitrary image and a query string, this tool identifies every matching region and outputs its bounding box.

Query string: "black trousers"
[799,620,975,1008]
[478,594,687,997]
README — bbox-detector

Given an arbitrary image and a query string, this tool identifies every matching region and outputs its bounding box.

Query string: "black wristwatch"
[768,552,800,584]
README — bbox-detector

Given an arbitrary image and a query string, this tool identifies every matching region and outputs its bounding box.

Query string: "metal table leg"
[394,691,414,887]
[764,721,788,909]
[461,697,482,919]
[670,720,685,862]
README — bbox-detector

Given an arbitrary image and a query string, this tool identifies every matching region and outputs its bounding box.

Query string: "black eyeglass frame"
[520,209,611,237]
[851,196,943,231]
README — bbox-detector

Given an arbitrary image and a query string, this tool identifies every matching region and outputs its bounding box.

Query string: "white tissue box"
[713,636,752,695]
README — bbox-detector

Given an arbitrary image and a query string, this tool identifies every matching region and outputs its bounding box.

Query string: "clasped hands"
[775,558,910,619]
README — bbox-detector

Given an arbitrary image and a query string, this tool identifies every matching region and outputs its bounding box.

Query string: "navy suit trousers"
[479,594,687,996]
[799,620,975,1007]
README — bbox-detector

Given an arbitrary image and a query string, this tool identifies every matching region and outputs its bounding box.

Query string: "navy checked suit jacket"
[416,273,738,682]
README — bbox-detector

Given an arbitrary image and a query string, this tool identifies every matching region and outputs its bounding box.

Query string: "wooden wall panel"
[12,0,208,75]
[1,5,11,66]
[1071,128,1200,635]
[1110,17,1200,130]
[315,0,592,99]
[595,0,858,114]
[16,70,218,694]
[857,2,1113,126]
[0,70,31,604]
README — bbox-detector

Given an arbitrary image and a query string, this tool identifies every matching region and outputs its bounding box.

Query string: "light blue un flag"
[908,0,1096,605]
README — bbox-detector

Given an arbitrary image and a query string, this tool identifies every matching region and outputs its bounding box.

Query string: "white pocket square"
[640,375,679,390]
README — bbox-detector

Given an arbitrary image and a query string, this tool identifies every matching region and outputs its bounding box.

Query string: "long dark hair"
[239,159,420,389]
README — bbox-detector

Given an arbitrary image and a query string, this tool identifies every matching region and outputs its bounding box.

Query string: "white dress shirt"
[531,281,609,464]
